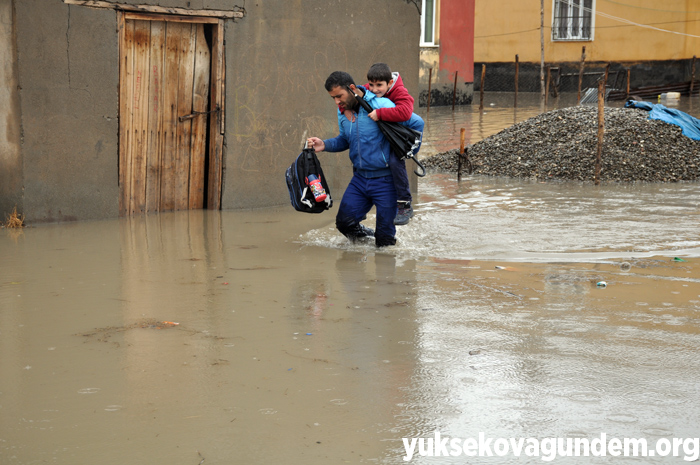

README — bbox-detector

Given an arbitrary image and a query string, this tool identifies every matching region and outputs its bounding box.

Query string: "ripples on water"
[299,96,700,464]
[299,173,700,262]
[301,93,700,262]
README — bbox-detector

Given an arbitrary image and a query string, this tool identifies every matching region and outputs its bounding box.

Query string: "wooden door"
[119,15,216,215]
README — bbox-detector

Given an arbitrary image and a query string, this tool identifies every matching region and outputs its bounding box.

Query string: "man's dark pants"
[335,174,397,247]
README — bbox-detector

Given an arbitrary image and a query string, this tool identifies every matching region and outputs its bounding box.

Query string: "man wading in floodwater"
[307,71,424,247]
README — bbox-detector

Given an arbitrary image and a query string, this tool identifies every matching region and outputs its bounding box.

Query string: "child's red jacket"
[372,72,414,123]
[339,72,414,122]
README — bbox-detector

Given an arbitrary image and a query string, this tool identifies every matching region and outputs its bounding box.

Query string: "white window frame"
[552,0,595,41]
[420,0,437,47]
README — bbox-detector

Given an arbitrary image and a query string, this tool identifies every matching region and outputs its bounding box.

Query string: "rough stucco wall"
[0,0,23,218]
[220,0,422,210]
[16,0,118,223]
[12,0,419,221]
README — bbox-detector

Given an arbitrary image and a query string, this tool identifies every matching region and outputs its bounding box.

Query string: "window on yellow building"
[421,0,436,46]
[552,0,594,41]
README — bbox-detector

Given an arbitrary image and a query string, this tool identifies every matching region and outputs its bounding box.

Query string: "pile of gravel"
[423,106,700,182]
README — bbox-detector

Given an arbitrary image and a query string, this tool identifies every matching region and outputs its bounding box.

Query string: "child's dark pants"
[388,153,411,203]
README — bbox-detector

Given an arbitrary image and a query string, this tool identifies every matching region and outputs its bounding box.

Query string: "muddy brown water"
[2,95,700,464]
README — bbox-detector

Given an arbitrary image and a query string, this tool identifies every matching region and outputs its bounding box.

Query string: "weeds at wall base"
[3,207,25,228]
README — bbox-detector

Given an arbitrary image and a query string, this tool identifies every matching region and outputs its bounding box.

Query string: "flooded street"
[2,95,700,464]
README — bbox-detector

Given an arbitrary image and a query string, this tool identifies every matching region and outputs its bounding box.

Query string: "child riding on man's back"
[338,62,417,226]
[365,63,415,225]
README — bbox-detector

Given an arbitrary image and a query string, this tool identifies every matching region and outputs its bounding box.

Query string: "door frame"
[117,11,225,214]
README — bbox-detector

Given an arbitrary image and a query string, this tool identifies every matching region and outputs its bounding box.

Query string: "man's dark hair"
[367,63,392,83]
[325,71,355,91]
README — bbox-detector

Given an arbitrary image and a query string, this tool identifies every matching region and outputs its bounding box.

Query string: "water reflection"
[302,173,700,262]
[1,210,424,464]
[395,256,700,464]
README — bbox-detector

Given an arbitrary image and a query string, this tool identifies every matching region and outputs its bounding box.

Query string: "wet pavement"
[2,94,700,464]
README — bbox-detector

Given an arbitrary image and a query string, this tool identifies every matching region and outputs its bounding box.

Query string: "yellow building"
[474,0,700,92]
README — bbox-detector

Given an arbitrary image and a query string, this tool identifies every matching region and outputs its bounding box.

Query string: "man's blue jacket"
[323,90,424,179]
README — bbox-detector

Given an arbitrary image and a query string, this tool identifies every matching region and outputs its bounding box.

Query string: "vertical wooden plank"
[119,16,135,216]
[118,12,126,215]
[539,0,545,101]
[451,70,458,111]
[174,23,196,211]
[426,67,432,113]
[691,56,697,95]
[458,128,465,181]
[577,46,586,104]
[160,21,183,211]
[479,64,485,110]
[514,54,519,108]
[131,20,151,214]
[207,19,225,210]
[595,79,605,186]
[219,38,225,135]
[146,21,165,213]
[188,23,210,209]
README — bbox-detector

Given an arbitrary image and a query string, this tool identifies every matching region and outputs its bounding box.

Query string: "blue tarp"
[625,100,700,140]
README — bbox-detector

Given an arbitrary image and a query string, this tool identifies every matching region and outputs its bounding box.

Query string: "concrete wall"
[6,0,421,222]
[0,0,23,218]
[15,0,119,222]
[221,0,422,209]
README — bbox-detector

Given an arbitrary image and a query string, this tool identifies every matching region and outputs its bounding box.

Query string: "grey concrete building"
[1,0,421,223]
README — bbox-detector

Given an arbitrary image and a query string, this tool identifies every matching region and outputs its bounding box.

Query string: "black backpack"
[285,147,333,213]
